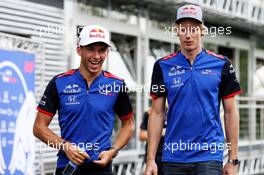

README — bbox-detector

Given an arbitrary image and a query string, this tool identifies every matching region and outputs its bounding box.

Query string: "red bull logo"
[181,6,197,16]
[89,28,105,39]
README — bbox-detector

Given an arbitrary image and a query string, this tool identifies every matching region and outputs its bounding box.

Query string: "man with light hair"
[145,4,240,175]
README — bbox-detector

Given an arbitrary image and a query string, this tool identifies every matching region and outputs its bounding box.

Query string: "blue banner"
[0,49,35,175]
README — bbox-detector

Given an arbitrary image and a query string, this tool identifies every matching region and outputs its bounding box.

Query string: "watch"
[227,159,240,165]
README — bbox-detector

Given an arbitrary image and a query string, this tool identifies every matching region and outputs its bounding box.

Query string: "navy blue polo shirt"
[37,69,133,168]
[150,49,241,163]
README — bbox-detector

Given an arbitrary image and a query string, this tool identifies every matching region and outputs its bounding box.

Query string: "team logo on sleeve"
[229,64,235,74]
[39,99,46,106]
[63,84,81,94]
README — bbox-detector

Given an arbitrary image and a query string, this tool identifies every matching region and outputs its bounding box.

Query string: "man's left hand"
[93,150,115,167]
[223,163,238,175]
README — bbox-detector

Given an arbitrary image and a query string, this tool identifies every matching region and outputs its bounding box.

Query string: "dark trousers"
[162,161,223,175]
[55,162,113,175]
[155,156,164,175]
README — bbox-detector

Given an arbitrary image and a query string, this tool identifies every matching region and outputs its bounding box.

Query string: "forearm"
[33,125,64,149]
[224,109,239,159]
[147,112,164,161]
[112,118,135,150]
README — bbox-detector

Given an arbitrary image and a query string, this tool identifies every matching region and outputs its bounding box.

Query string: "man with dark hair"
[33,25,135,175]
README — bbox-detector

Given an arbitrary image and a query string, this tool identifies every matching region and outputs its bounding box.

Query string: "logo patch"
[182,7,197,16]
[65,95,80,105]
[63,84,81,94]
[89,28,105,39]
[169,65,186,76]
[98,85,116,96]
[229,64,235,74]
[171,77,184,88]
[201,69,217,75]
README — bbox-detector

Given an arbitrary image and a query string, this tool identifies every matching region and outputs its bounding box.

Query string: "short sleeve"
[219,59,241,99]
[37,77,59,117]
[114,81,133,120]
[140,112,149,130]
[150,61,167,99]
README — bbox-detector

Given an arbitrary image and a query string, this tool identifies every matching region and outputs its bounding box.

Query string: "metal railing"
[37,96,264,175]
[39,96,264,174]
[113,151,145,175]
[113,142,264,175]
[111,96,264,175]
[238,96,264,141]
[237,140,264,174]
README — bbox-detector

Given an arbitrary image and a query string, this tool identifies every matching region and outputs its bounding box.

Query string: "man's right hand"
[145,159,158,175]
[63,142,89,165]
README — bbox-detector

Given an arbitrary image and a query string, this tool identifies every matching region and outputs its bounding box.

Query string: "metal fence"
[110,97,264,175]
[35,96,264,175]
